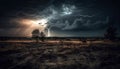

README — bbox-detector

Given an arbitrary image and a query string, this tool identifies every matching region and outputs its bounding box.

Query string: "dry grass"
[0,39,120,69]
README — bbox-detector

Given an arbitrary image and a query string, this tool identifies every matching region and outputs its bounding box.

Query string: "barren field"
[0,39,120,69]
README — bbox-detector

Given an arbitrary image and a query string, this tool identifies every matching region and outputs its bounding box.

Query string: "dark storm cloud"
[50,16,109,32]
[0,0,120,37]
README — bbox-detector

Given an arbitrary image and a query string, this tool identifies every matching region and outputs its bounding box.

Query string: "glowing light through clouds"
[62,4,76,15]
[17,4,76,37]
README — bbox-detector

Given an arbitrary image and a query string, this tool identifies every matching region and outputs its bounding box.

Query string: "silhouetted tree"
[104,26,117,41]
[40,32,46,42]
[32,29,40,42]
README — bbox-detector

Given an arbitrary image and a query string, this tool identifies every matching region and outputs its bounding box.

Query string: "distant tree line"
[31,24,118,42]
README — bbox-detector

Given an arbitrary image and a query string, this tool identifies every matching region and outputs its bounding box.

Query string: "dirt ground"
[0,40,120,69]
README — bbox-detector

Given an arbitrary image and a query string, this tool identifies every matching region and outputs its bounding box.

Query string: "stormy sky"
[0,0,120,37]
